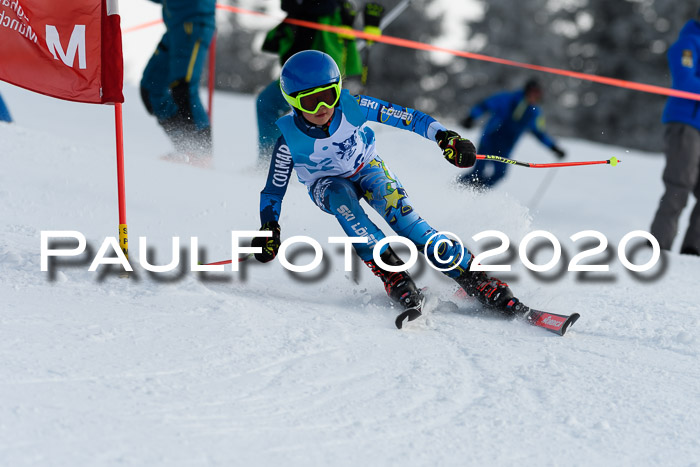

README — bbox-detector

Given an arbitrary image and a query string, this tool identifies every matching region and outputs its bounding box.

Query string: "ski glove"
[552,146,566,159]
[341,1,358,25]
[363,2,384,40]
[338,1,358,40]
[363,2,384,27]
[251,221,281,263]
[436,130,477,168]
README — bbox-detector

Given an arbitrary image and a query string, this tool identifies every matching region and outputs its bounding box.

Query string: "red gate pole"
[115,102,128,260]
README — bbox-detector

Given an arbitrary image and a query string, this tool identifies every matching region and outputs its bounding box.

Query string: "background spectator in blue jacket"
[0,92,11,123]
[650,11,700,256]
[460,79,565,188]
[140,0,216,162]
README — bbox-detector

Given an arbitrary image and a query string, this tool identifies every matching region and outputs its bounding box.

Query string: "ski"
[395,303,423,329]
[452,288,580,336]
[393,288,460,329]
[394,289,426,329]
[389,286,580,335]
[362,287,452,329]
[521,307,580,336]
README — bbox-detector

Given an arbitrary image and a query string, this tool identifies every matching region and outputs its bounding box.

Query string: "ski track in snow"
[0,81,699,467]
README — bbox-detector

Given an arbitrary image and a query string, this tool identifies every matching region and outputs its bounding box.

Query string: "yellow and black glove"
[436,130,477,168]
[251,221,281,263]
[363,2,384,42]
[338,1,358,40]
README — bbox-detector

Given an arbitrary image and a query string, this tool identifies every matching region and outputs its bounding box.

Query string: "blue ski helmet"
[280,50,342,104]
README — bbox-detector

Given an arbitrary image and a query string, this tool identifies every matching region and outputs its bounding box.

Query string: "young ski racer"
[251,50,577,332]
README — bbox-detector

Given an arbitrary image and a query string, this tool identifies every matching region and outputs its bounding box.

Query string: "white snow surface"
[0,81,699,466]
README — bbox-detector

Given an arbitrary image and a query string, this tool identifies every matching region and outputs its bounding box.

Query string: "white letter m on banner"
[45,25,87,69]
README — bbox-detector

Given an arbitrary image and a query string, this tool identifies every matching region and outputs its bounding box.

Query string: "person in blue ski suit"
[251,50,528,320]
[650,11,700,256]
[459,80,566,188]
[141,0,215,158]
[0,92,11,123]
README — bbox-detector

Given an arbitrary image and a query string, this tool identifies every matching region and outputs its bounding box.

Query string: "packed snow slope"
[0,82,698,467]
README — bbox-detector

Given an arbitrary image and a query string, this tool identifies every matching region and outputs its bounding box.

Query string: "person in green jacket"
[256,0,383,164]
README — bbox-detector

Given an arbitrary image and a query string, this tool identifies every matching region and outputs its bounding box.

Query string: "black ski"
[392,288,460,329]
[522,307,580,336]
[391,287,580,335]
[394,294,425,329]
[452,288,580,336]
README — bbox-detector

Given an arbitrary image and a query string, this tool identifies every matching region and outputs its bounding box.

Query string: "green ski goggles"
[282,82,341,114]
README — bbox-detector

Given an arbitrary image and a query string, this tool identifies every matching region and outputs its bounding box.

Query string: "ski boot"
[454,267,525,316]
[364,246,423,310]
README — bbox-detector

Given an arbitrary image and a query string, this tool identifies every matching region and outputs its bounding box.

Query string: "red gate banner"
[0,0,123,104]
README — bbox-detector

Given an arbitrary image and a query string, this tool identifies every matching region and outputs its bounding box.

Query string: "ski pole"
[477,154,620,168]
[379,0,412,30]
[200,253,253,266]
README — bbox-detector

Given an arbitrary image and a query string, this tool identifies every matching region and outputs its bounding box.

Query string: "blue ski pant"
[0,92,11,123]
[310,156,472,278]
[140,21,214,131]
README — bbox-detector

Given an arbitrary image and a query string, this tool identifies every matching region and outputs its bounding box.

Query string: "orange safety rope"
[123,4,700,102]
